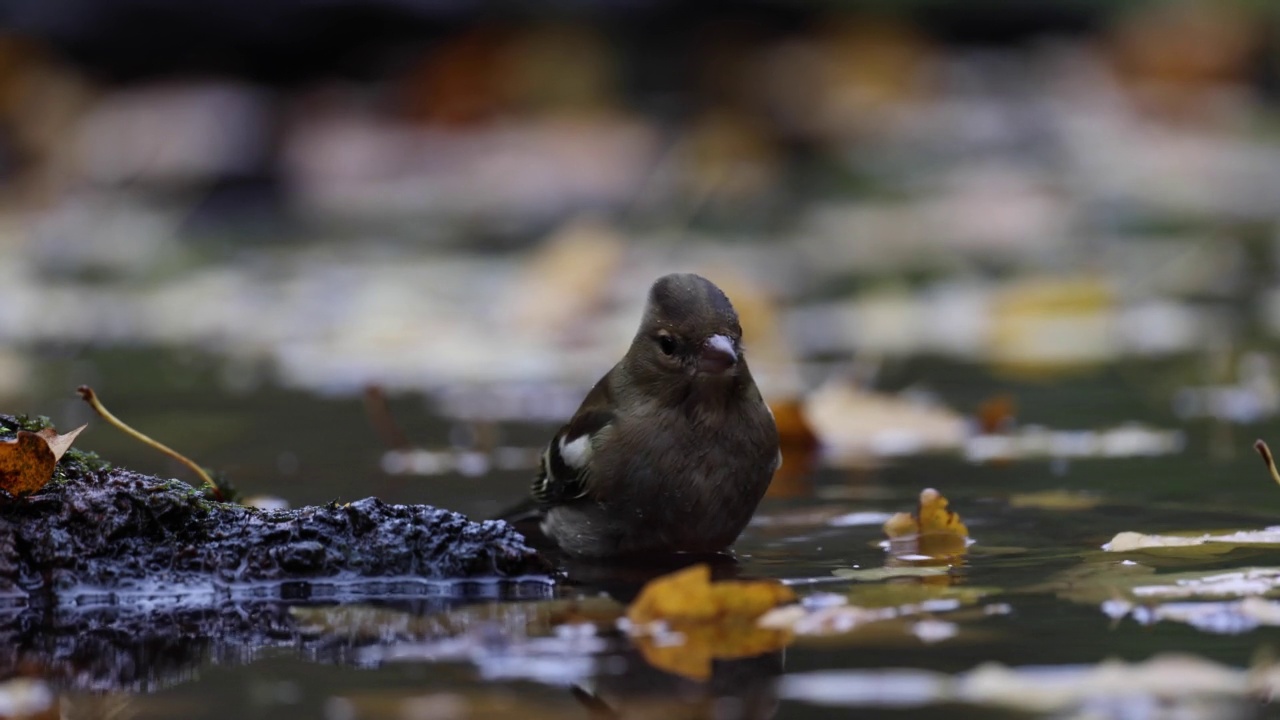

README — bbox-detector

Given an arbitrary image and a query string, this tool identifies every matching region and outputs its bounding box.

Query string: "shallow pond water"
[10,348,1280,719]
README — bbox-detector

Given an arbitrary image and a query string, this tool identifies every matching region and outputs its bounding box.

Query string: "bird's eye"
[657,334,677,356]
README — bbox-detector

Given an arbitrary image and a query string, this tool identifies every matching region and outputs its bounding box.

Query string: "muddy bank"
[0,415,551,600]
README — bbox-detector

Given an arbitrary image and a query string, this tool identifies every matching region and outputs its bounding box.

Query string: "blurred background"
[14,1,1280,716]
[2,0,1280,510]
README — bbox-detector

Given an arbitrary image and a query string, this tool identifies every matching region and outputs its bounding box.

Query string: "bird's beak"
[698,334,738,375]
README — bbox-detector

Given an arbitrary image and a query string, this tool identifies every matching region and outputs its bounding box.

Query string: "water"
[10,347,1280,719]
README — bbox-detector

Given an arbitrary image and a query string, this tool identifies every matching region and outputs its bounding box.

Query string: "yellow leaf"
[625,564,797,681]
[626,564,795,625]
[883,488,969,558]
[0,424,85,498]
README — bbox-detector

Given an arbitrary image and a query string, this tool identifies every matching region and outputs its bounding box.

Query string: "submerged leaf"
[0,424,85,497]
[1044,560,1280,611]
[833,566,952,581]
[1008,490,1101,511]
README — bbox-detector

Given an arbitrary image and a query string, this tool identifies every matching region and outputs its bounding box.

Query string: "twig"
[1254,439,1280,487]
[77,385,223,501]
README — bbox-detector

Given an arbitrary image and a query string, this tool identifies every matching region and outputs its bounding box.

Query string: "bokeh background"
[14,2,1280,718]
[3,0,1280,510]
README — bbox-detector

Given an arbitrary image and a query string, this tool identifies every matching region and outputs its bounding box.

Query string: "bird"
[520,272,780,558]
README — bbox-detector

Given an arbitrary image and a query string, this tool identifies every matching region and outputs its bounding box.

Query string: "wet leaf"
[1100,441,1280,558]
[975,393,1017,434]
[844,582,992,609]
[1103,529,1280,555]
[625,564,796,625]
[833,566,951,581]
[625,564,797,681]
[1043,560,1280,608]
[803,382,967,466]
[779,654,1268,713]
[1008,489,1101,511]
[758,582,993,642]
[883,488,969,558]
[1125,596,1280,633]
[765,398,819,499]
[1037,558,1158,605]
[0,424,85,498]
[989,276,1114,377]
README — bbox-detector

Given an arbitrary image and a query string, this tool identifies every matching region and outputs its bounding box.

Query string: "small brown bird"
[528,273,780,558]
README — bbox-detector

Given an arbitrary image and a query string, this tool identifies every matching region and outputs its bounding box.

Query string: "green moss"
[58,447,112,477]
[15,414,53,432]
[0,414,113,483]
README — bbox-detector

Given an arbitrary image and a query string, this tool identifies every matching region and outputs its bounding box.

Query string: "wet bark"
[0,415,550,600]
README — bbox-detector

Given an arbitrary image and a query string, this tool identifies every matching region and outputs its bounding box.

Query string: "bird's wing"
[531,375,616,506]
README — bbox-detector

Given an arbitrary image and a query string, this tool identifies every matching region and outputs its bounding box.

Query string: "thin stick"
[77,385,223,501]
[1254,439,1280,487]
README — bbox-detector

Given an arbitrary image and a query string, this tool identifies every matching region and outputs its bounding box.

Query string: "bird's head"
[624,273,746,392]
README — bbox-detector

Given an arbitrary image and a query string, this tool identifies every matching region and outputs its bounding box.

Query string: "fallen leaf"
[803,382,968,467]
[779,654,1265,713]
[975,393,1017,434]
[844,582,992,609]
[959,654,1250,712]
[626,564,795,625]
[625,564,796,681]
[1043,560,1280,611]
[1008,489,1101,511]
[989,276,1115,377]
[883,488,969,558]
[832,566,952,582]
[758,582,992,642]
[505,214,624,340]
[1112,596,1280,634]
[765,398,819,499]
[964,424,1183,462]
[0,424,85,498]
[1101,440,1280,558]
[1103,529,1280,555]
[1036,558,1158,605]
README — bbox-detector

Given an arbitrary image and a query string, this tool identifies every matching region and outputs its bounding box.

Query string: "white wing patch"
[559,434,592,469]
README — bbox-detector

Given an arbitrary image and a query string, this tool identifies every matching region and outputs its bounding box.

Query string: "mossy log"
[0,415,551,601]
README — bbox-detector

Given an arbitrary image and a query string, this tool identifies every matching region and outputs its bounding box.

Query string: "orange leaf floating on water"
[0,424,86,498]
[625,564,797,681]
[884,488,969,558]
[626,564,796,625]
